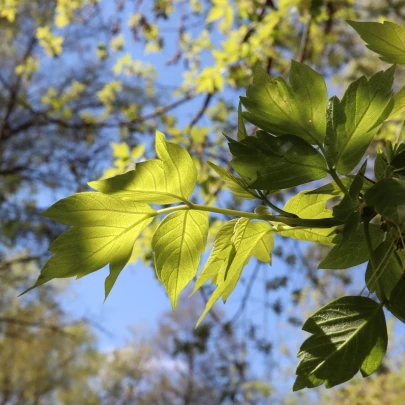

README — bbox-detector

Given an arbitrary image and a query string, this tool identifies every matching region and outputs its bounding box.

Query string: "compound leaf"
[294,296,387,390]
[89,131,197,204]
[152,210,209,310]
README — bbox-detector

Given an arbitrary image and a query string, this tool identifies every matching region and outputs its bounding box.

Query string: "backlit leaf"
[334,67,394,174]
[152,210,209,310]
[25,193,155,298]
[348,20,405,65]
[196,220,273,326]
[89,131,197,204]
[208,162,257,200]
[241,62,327,145]
[277,192,338,245]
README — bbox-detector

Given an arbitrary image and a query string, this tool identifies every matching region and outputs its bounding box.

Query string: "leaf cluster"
[25,19,405,391]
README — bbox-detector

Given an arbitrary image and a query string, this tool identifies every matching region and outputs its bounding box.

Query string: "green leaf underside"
[319,222,383,269]
[366,241,402,301]
[229,132,328,190]
[241,61,327,146]
[294,296,387,390]
[277,192,338,245]
[306,178,353,196]
[196,220,273,326]
[388,85,405,119]
[25,193,155,297]
[89,131,197,204]
[208,162,257,200]
[385,274,405,324]
[348,20,405,65]
[364,178,405,227]
[237,101,248,141]
[333,67,394,174]
[152,210,209,311]
[333,161,367,222]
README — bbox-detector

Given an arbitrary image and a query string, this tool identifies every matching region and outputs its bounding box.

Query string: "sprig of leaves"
[26,19,405,392]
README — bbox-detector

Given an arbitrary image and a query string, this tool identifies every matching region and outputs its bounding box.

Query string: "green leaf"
[193,219,238,292]
[196,220,273,326]
[294,296,387,390]
[25,193,156,297]
[152,210,209,310]
[385,276,405,324]
[374,151,388,181]
[306,178,353,196]
[229,132,328,190]
[207,162,257,200]
[366,241,402,301]
[332,161,367,222]
[237,101,247,141]
[388,86,405,120]
[324,96,345,167]
[334,67,395,174]
[277,192,338,245]
[348,20,405,65]
[319,216,383,269]
[89,131,197,204]
[240,61,327,145]
[364,178,405,227]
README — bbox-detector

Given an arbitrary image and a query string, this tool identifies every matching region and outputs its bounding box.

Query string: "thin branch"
[187,93,212,130]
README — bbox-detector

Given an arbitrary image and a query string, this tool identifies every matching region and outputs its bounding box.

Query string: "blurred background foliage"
[1,0,405,403]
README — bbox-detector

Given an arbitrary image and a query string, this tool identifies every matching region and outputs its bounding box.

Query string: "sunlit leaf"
[24,193,155,297]
[208,161,257,200]
[348,20,405,65]
[152,210,209,310]
[333,67,394,174]
[277,192,338,245]
[89,131,197,204]
[196,220,273,326]
[241,62,327,145]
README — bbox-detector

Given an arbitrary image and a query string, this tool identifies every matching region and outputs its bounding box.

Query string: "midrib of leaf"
[366,28,405,53]
[113,188,187,202]
[167,149,187,199]
[170,211,189,301]
[263,82,320,146]
[307,305,382,376]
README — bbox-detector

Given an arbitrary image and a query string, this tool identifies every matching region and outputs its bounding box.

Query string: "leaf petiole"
[155,204,343,228]
[258,191,298,218]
